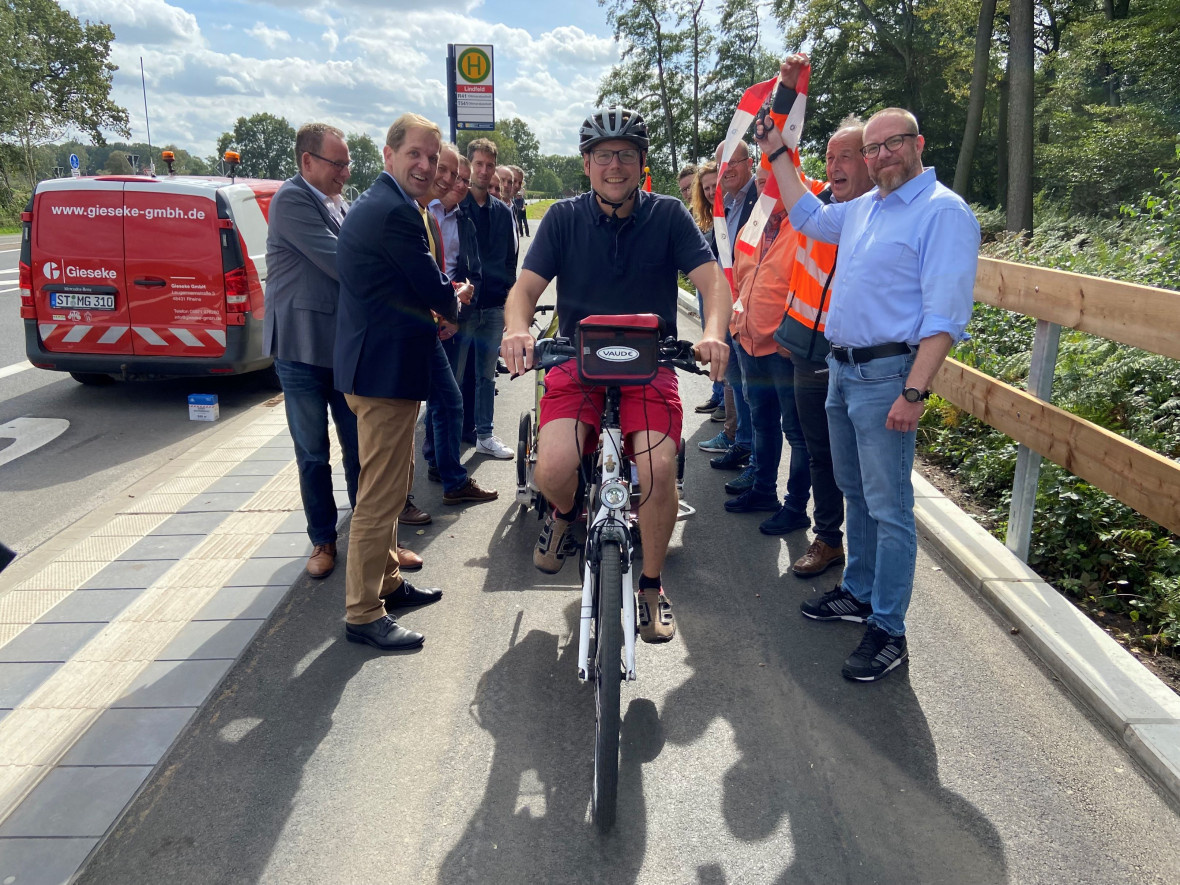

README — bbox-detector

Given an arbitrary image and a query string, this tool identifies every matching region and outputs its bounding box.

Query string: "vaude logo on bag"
[596,346,640,363]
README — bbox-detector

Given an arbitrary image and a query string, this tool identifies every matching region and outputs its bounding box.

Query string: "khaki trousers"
[344,393,419,624]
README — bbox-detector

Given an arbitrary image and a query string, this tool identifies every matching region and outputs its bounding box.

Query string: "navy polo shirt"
[523,190,714,340]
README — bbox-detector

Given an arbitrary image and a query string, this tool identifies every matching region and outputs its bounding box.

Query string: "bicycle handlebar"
[531,336,708,376]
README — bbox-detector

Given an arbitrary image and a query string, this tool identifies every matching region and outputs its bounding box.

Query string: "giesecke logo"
[43,261,60,280]
[596,346,640,363]
[458,47,491,83]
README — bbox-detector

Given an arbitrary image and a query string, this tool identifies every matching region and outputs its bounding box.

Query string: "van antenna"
[140,57,155,176]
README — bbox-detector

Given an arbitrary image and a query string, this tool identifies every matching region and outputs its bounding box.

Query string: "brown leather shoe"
[396,544,423,571]
[399,495,432,525]
[792,538,846,577]
[307,542,337,579]
[443,477,498,505]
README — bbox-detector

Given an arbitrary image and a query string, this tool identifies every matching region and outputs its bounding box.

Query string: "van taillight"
[19,261,35,318]
[224,267,249,312]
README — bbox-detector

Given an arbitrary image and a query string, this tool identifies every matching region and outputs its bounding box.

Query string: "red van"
[18,174,281,384]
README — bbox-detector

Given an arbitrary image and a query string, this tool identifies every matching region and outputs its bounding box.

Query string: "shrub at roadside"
[921,163,1180,651]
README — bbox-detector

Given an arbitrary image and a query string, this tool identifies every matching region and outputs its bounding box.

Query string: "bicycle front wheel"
[592,540,623,832]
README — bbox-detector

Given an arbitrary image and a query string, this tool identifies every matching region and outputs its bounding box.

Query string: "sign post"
[69,153,80,178]
[449,43,495,138]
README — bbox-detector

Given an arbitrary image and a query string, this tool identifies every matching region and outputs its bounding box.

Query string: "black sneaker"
[842,624,908,682]
[710,444,750,471]
[800,585,872,623]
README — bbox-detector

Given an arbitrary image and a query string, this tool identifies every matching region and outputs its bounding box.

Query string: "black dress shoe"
[382,579,443,609]
[345,615,424,650]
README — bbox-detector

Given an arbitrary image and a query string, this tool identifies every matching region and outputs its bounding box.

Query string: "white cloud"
[94,2,623,158]
[245,23,293,50]
[64,0,202,47]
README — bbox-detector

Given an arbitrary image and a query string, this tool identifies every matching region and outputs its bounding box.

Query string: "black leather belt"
[829,342,913,364]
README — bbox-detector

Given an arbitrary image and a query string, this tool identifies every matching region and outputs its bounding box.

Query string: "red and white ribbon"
[713,63,810,295]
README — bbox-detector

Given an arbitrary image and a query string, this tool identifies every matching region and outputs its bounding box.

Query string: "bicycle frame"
[577,388,638,684]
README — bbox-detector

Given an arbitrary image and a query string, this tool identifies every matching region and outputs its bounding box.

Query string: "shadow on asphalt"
[445,414,1009,884]
[437,600,654,885]
[75,572,364,885]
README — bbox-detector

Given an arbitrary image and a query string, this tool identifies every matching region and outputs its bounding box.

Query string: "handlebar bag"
[577,314,663,386]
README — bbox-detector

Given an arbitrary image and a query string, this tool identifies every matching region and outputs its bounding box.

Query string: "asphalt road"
[0,233,278,555]
[74,309,1180,884]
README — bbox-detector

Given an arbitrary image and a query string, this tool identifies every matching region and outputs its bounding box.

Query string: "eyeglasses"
[590,148,641,166]
[307,151,351,170]
[454,176,470,187]
[860,133,917,159]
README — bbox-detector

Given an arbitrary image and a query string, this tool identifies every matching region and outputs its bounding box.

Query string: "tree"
[103,150,131,174]
[954,0,999,198]
[346,133,381,191]
[496,118,541,175]
[0,0,129,186]
[599,0,687,173]
[216,113,296,180]
[1007,0,1036,233]
[537,153,589,195]
[529,168,563,196]
[700,0,778,157]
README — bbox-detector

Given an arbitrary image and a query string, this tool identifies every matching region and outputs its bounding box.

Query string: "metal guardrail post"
[1005,319,1062,559]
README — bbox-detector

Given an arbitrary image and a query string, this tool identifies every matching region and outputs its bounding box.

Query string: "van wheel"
[69,372,115,386]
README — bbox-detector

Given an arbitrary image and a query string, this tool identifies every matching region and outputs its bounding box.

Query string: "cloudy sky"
[62,0,626,159]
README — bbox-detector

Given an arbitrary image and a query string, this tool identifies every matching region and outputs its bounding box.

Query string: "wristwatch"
[902,386,930,403]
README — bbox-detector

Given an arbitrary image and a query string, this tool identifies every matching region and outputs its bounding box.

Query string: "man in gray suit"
[265,122,424,579]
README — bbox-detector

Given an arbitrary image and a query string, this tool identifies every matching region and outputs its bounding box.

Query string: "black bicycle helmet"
[579,107,650,153]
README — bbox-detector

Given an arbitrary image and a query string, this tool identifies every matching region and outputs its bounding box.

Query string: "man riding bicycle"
[501,107,730,642]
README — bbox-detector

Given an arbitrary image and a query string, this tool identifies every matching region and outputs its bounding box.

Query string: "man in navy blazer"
[264,123,360,581]
[334,113,474,651]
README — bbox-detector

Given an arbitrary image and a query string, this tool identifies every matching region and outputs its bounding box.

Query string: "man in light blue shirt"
[758,54,980,682]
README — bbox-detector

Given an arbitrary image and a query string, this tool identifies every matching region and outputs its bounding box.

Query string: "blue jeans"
[422,336,469,493]
[825,351,917,637]
[455,307,504,439]
[725,331,753,451]
[273,358,359,546]
[696,289,724,403]
[792,353,844,548]
[733,342,810,508]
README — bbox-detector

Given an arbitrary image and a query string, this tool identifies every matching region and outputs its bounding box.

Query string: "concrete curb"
[913,472,1180,805]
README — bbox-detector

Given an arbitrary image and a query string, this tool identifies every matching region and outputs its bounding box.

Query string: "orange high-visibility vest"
[777,186,838,362]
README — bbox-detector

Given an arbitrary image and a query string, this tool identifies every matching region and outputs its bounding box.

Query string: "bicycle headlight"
[600,480,629,510]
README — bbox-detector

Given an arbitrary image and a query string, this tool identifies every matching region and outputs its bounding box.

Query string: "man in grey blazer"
[266,123,424,579]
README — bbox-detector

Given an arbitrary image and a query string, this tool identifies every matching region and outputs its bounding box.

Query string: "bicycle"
[516,304,558,520]
[525,314,707,832]
[517,307,696,527]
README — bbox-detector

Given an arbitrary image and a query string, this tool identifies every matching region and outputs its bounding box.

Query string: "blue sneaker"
[698,430,734,453]
[724,465,756,495]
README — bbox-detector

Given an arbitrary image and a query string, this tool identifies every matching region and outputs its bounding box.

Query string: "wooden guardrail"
[930,257,1180,537]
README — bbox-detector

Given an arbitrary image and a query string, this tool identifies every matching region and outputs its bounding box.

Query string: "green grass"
[0,224,22,235]
[525,199,556,220]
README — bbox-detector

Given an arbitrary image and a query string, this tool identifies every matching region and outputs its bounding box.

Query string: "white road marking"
[0,287,18,294]
[0,361,34,379]
[0,417,70,468]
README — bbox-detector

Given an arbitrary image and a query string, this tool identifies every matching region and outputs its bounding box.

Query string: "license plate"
[50,292,115,310]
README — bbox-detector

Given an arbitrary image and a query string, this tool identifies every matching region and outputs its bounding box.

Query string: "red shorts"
[538,364,683,451]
